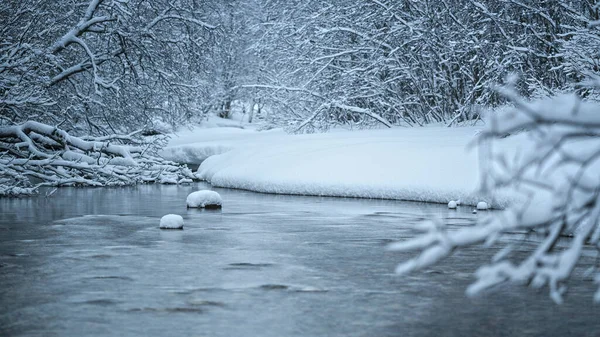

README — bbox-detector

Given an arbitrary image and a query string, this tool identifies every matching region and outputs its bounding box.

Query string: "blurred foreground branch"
[390,89,600,303]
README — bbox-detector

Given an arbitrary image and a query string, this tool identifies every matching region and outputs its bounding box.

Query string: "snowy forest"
[3,0,600,133]
[4,0,600,189]
[2,1,600,335]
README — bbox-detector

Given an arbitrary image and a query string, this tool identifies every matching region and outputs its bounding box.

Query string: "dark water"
[0,183,598,337]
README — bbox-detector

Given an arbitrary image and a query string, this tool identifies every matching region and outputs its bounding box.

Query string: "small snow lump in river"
[447,200,458,209]
[476,201,489,210]
[160,214,184,229]
[186,190,222,209]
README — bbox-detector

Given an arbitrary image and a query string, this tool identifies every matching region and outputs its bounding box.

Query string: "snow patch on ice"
[160,214,184,229]
[186,190,222,208]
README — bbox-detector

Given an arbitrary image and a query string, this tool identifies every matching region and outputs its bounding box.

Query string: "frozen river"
[1,183,599,336]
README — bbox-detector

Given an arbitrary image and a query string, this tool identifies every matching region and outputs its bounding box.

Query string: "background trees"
[0,0,217,193]
[247,0,600,131]
[4,0,599,134]
[1,0,215,134]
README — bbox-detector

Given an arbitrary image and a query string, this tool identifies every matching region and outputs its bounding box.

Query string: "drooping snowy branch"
[1,0,219,133]
[390,91,600,303]
[50,0,116,54]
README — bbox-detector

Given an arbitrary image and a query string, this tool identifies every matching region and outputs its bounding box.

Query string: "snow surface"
[160,214,184,229]
[161,115,281,165]
[448,200,458,209]
[164,118,520,207]
[476,201,489,210]
[186,190,223,208]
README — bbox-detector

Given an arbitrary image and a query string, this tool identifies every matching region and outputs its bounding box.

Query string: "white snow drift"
[160,214,184,229]
[161,117,282,165]
[476,201,489,210]
[186,190,222,208]
[181,126,519,207]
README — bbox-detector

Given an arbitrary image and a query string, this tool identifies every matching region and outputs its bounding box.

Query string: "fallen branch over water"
[0,121,196,196]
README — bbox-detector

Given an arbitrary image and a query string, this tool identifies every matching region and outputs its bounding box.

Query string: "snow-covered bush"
[0,121,196,196]
[390,89,600,303]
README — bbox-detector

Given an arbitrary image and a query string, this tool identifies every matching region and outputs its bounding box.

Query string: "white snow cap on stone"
[160,214,184,229]
[186,190,222,208]
[448,200,458,209]
[476,201,489,210]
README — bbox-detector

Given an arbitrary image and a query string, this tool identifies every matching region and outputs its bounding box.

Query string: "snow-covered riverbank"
[163,120,519,207]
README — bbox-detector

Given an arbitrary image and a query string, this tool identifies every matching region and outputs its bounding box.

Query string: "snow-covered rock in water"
[476,201,489,210]
[472,209,477,214]
[448,200,458,209]
[160,214,184,229]
[159,174,178,184]
[186,190,222,209]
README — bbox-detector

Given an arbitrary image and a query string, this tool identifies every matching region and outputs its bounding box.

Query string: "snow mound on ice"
[160,214,184,229]
[186,190,222,208]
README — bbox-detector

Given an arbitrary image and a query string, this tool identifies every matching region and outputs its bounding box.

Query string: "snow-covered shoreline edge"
[167,124,520,209]
[199,176,513,208]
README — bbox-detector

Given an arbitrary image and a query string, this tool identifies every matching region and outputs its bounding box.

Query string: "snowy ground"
[161,114,280,165]
[163,117,519,207]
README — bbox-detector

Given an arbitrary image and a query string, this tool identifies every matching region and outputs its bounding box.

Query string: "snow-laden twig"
[145,14,216,31]
[390,91,600,303]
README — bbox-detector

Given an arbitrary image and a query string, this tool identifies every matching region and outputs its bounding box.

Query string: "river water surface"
[1,183,599,336]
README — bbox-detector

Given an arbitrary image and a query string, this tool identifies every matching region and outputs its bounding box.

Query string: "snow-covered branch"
[390,92,600,303]
[331,103,392,128]
[145,14,216,31]
[240,85,392,131]
[0,121,196,196]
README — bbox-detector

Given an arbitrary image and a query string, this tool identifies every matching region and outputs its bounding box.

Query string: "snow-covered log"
[0,121,196,196]
[390,90,600,303]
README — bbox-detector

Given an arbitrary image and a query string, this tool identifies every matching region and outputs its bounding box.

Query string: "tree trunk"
[248,100,255,123]
[219,100,232,119]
